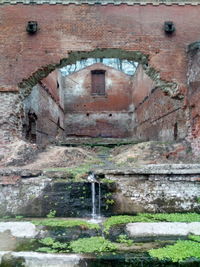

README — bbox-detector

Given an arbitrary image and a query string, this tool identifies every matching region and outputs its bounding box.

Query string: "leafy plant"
[46,210,56,218]
[69,237,117,253]
[37,237,69,253]
[149,240,200,262]
[116,234,133,246]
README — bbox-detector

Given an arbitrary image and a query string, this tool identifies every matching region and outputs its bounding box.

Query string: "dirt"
[23,146,97,170]
[111,141,194,166]
[0,139,197,170]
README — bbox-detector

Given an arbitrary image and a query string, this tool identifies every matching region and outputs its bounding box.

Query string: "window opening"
[91,70,106,95]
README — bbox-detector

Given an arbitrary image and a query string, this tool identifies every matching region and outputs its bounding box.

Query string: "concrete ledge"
[0,222,38,238]
[126,222,200,237]
[0,252,82,267]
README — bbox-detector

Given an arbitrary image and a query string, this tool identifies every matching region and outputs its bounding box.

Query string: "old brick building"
[0,0,200,152]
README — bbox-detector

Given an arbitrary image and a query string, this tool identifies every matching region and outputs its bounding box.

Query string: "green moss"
[32,218,100,230]
[69,236,117,253]
[149,240,200,262]
[188,235,200,242]
[101,178,114,184]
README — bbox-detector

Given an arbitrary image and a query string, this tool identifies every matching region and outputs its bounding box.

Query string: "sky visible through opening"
[60,58,138,76]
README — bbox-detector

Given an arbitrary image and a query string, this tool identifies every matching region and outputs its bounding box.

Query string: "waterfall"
[91,182,96,219]
[87,172,101,221]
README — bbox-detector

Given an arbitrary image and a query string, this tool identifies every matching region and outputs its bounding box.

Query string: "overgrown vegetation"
[37,237,69,253]
[103,213,200,233]
[32,218,100,230]
[69,237,117,253]
[45,161,101,180]
[149,240,200,262]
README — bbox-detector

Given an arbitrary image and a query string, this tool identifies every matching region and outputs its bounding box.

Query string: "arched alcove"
[17,48,185,145]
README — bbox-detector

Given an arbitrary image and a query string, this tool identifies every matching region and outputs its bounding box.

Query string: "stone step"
[126,222,200,238]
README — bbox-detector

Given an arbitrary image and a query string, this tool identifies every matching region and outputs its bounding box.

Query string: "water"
[87,172,102,223]
[91,182,96,220]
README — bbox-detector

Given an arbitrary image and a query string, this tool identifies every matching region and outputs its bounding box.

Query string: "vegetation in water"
[188,235,200,242]
[69,236,117,253]
[46,210,56,218]
[37,237,69,253]
[116,234,133,246]
[103,213,200,233]
[142,212,200,222]
[32,218,100,230]
[149,240,200,262]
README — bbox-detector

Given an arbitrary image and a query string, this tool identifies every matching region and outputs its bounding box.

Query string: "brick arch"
[18,48,179,99]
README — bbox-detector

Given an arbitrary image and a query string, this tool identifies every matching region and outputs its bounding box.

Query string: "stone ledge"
[95,164,200,176]
[1,0,200,5]
[126,222,200,237]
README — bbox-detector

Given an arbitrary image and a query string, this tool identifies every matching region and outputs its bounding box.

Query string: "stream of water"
[87,172,102,222]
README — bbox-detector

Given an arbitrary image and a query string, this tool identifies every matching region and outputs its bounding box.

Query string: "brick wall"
[64,63,133,137]
[23,72,64,145]
[131,66,187,141]
[0,93,22,143]
[1,4,200,143]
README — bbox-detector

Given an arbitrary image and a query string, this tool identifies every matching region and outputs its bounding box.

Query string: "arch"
[18,48,179,100]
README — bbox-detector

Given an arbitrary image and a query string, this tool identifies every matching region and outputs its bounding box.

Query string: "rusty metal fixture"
[164,21,175,34]
[26,21,38,34]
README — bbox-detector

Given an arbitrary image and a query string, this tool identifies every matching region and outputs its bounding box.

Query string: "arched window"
[91,70,106,95]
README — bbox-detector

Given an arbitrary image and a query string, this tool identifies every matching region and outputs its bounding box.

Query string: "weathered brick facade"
[0,2,200,145]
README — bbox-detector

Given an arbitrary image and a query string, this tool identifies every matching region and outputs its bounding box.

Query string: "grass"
[44,161,101,180]
[32,218,100,230]
[149,240,200,262]
[69,236,117,253]
[103,213,200,234]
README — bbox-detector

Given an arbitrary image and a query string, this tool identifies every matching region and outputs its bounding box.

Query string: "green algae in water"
[149,240,200,263]
[69,237,117,253]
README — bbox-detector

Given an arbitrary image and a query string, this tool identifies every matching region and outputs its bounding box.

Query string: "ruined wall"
[23,71,64,145]
[131,66,187,141]
[64,63,133,137]
[0,165,199,217]
[186,42,200,155]
[0,93,22,143]
[1,4,200,142]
